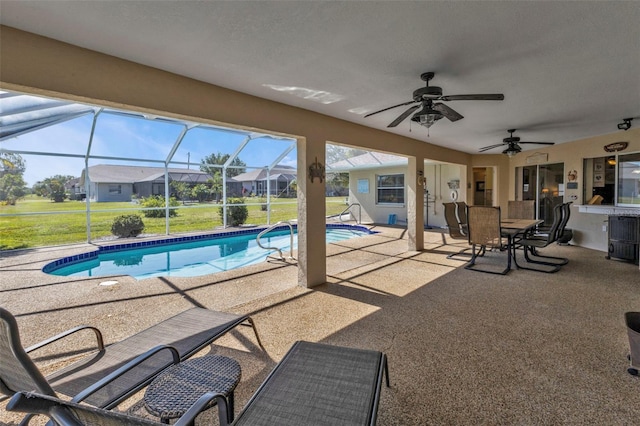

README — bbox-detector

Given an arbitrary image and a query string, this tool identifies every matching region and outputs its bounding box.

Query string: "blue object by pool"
[44,224,374,280]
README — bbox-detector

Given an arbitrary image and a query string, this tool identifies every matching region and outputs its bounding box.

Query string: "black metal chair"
[556,201,573,245]
[513,203,567,273]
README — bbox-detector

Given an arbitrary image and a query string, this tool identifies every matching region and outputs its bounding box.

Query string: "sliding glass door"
[516,163,564,226]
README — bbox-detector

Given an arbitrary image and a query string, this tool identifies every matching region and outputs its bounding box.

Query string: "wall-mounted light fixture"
[417,170,427,186]
[308,157,325,183]
[617,118,633,131]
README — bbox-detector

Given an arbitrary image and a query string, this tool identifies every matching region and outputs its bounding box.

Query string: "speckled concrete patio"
[1,225,639,425]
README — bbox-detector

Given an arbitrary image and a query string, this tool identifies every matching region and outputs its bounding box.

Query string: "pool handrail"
[256,221,295,261]
[339,203,361,224]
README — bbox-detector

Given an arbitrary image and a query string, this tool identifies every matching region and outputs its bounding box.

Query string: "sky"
[2,111,298,186]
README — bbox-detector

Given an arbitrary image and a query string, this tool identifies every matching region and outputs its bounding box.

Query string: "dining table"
[500,219,543,271]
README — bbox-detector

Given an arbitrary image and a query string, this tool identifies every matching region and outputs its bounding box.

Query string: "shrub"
[111,214,145,238]
[140,195,179,218]
[219,197,248,226]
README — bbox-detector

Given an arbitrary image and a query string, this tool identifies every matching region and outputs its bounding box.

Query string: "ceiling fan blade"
[364,100,416,118]
[433,103,464,122]
[388,105,420,127]
[478,144,507,152]
[518,141,555,146]
[440,94,504,101]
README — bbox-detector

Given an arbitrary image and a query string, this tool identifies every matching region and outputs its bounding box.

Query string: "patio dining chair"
[464,206,510,275]
[556,201,574,245]
[455,201,468,229]
[512,203,567,273]
[0,307,263,414]
[508,200,535,219]
[442,202,472,260]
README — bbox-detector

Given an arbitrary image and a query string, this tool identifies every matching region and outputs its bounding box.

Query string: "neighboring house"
[233,166,296,197]
[64,177,85,200]
[79,164,241,202]
[329,152,466,228]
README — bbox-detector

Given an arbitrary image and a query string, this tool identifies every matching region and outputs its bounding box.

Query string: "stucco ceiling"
[1,1,639,155]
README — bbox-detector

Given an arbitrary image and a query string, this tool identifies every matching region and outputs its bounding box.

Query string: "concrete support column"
[407,156,425,251]
[297,137,327,288]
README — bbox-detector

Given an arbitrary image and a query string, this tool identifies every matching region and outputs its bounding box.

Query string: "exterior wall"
[504,129,640,252]
[349,166,407,225]
[348,163,466,228]
[424,163,467,228]
[94,183,133,202]
[133,182,155,198]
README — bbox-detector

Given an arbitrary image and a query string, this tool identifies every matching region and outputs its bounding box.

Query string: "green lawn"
[0,195,349,250]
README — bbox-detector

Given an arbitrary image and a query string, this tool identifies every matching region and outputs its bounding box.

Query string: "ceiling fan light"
[411,108,442,128]
[503,145,520,157]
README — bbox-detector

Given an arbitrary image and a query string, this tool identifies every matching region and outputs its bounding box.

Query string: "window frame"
[108,184,122,195]
[376,173,405,206]
[583,151,640,207]
[617,152,640,207]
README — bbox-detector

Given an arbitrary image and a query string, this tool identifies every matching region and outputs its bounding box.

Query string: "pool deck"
[1,224,640,425]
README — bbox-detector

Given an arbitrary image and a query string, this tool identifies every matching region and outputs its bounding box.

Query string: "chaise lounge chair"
[0,307,263,412]
[7,390,221,426]
[8,341,389,426]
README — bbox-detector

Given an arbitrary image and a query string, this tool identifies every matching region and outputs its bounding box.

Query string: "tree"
[170,181,191,204]
[0,174,27,205]
[325,145,365,197]
[200,152,246,178]
[208,171,223,203]
[191,184,210,202]
[0,152,28,205]
[33,175,74,202]
[0,152,26,176]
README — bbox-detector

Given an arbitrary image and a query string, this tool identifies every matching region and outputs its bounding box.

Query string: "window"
[376,174,404,205]
[108,184,122,195]
[618,152,640,206]
[584,152,640,206]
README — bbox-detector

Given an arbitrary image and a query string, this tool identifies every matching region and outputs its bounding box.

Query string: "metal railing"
[256,221,295,260]
[338,203,361,224]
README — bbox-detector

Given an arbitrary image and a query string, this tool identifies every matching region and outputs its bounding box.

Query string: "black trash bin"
[625,312,640,376]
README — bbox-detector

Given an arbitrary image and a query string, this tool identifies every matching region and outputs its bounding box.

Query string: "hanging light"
[503,144,521,157]
[410,106,443,129]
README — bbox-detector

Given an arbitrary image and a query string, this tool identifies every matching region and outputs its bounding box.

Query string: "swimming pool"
[43,224,375,280]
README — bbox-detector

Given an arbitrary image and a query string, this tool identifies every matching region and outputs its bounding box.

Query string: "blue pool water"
[44,224,374,280]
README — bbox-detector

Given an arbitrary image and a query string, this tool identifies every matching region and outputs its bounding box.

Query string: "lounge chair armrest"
[71,344,180,404]
[7,392,82,426]
[174,392,231,426]
[25,325,104,353]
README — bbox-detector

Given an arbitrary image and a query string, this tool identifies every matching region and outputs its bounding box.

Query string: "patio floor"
[1,225,639,424]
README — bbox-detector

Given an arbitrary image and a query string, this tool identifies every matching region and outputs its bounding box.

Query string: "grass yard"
[0,195,349,250]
